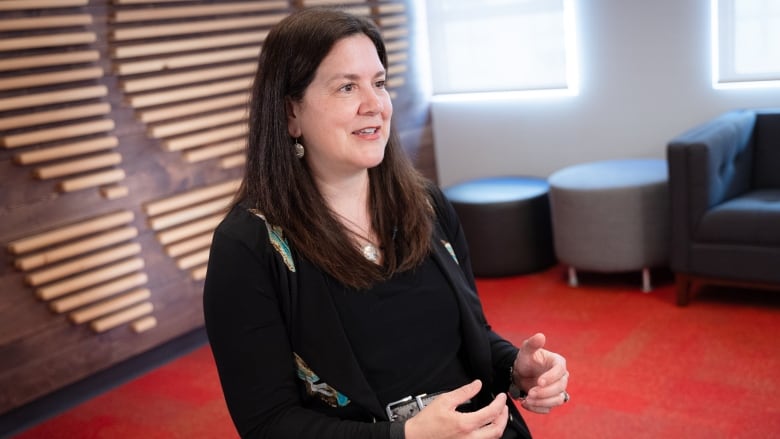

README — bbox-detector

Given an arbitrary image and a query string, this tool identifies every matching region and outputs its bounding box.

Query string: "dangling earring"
[294,138,304,159]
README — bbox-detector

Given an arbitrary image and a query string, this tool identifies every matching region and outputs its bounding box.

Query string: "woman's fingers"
[444,379,483,409]
[463,393,509,437]
[405,385,510,439]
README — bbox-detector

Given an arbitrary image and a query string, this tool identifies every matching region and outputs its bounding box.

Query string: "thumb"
[445,379,482,408]
[520,332,546,355]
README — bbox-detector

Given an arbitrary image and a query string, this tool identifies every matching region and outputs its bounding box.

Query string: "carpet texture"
[13,266,780,438]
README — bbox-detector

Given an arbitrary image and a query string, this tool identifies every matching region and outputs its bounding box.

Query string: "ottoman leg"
[641,268,652,293]
[567,266,578,287]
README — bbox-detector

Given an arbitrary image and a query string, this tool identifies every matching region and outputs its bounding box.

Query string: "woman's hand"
[512,333,570,414]
[404,380,508,439]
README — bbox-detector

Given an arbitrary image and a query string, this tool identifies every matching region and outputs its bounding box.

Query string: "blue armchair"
[666,108,780,305]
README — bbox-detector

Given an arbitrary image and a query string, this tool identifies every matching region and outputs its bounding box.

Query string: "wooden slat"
[184,139,245,163]
[111,15,286,40]
[0,14,92,31]
[0,50,99,72]
[305,0,364,5]
[25,242,142,286]
[149,196,232,231]
[7,210,134,255]
[112,31,267,59]
[49,273,148,314]
[0,85,107,112]
[59,168,126,193]
[114,0,192,3]
[114,47,259,76]
[382,27,409,40]
[191,265,208,281]
[379,15,407,27]
[0,0,88,10]
[127,77,251,108]
[2,119,115,149]
[35,152,123,180]
[219,153,245,169]
[131,315,157,333]
[122,63,255,93]
[149,109,246,138]
[101,185,129,200]
[69,288,151,324]
[36,257,145,301]
[378,3,406,14]
[90,302,153,333]
[111,2,288,22]
[165,232,213,258]
[0,67,103,92]
[0,32,96,52]
[144,179,240,216]
[14,136,118,165]
[157,214,222,245]
[385,40,410,52]
[15,226,138,271]
[176,248,209,270]
[387,52,408,64]
[139,93,247,123]
[163,123,246,151]
[387,77,406,89]
[0,103,111,131]
[340,6,371,17]
[388,64,408,76]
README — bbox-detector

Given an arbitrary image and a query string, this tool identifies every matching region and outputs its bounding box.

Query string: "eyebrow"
[327,70,386,83]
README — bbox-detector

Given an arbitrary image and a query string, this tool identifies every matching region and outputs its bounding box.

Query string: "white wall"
[430,0,780,187]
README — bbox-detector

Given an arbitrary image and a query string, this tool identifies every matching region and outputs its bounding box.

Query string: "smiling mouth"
[353,127,379,135]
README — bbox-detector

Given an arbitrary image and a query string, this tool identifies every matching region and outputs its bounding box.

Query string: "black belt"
[385,392,443,422]
[385,391,474,422]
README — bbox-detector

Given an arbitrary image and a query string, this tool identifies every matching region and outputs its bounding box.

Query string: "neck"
[318,171,371,225]
[318,172,381,262]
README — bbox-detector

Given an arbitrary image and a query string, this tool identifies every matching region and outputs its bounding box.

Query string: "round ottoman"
[548,159,669,291]
[443,176,556,277]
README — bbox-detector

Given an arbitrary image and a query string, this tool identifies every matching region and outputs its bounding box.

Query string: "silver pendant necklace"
[362,243,379,262]
[332,211,380,262]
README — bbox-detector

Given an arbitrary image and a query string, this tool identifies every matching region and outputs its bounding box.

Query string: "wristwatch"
[508,366,527,400]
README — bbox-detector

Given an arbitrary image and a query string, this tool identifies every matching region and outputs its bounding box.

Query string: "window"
[712,0,780,89]
[424,0,578,96]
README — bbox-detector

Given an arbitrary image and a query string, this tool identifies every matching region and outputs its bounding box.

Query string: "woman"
[203,8,569,439]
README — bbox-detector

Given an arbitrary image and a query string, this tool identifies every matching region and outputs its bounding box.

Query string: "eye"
[375,79,386,89]
[339,83,355,92]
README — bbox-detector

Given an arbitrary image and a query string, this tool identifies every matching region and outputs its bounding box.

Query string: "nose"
[359,88,384,115]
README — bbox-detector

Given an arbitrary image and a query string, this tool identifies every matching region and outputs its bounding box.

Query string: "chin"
[361,153,385,169]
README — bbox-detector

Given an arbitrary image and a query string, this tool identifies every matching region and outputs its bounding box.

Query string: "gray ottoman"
[444,176,556,277]
[548,159,670,291]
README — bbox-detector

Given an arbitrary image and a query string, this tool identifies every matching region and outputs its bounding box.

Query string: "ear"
[286,98,302,138]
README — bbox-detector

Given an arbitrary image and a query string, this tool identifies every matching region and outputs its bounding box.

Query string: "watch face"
[509,383,527,400]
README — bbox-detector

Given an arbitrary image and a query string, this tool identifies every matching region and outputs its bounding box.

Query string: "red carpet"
[13,265,780,438]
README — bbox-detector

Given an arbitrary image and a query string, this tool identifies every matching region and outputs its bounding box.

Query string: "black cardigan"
[203,186,531,438]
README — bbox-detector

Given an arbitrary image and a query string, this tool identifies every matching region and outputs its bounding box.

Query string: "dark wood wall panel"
[0,0,433,415]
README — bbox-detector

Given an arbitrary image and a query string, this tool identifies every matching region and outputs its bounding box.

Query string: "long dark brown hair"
[235,7,433,289]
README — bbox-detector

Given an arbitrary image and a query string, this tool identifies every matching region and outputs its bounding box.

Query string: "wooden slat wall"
[0,0,434,416]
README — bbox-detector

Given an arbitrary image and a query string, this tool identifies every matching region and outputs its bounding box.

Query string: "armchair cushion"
[696,189,780,246]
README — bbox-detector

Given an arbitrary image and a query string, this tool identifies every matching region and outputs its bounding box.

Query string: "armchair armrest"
[666,110,756,270]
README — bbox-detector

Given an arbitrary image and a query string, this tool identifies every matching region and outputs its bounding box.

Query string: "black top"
[202,185,531,439]
[329,255,471,407]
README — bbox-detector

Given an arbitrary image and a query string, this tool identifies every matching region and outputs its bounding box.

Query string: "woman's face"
[287,34,392,181]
